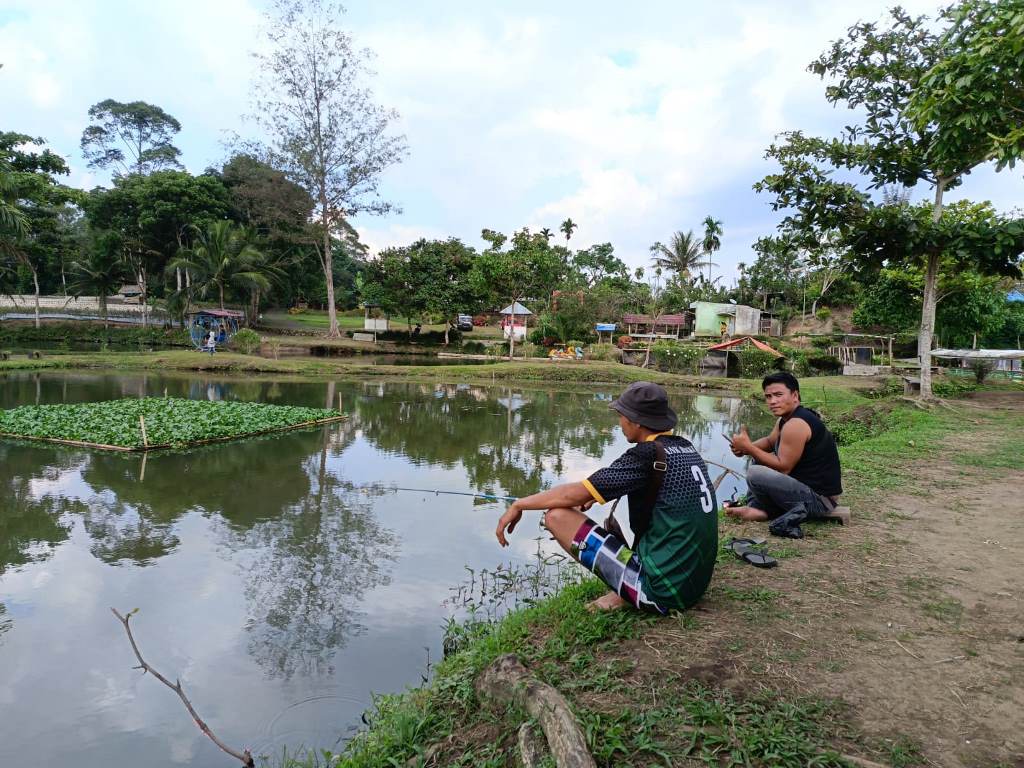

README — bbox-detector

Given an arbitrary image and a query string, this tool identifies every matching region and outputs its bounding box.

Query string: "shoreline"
[310,386,1024,768]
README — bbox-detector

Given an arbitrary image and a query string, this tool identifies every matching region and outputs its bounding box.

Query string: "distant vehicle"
[456,314,474,331]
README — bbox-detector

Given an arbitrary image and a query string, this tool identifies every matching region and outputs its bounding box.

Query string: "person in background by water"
[495,382,719,613]
[205,330,216,355]
[724,371,843,538]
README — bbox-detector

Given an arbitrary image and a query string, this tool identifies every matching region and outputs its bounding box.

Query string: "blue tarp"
[595,323,616,332]
[1007,289,1024,303]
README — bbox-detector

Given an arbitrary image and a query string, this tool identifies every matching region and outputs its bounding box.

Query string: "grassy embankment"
[0,398,342,450]
[280,380,1023,768]
[0,349,762,391]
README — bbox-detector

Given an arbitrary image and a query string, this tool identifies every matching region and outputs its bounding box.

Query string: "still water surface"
[0,371,770,767]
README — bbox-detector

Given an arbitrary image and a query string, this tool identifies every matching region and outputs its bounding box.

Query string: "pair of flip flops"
[728,537,778,568]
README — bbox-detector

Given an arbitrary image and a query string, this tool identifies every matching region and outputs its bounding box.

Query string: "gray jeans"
[745,465,835,519]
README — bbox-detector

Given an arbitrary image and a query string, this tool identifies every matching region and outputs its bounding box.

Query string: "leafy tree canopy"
[80,99,183,176]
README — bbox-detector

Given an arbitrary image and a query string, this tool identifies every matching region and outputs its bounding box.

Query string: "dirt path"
[619,398,1024,767]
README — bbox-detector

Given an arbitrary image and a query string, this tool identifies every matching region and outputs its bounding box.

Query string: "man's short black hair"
[762,371,800,394]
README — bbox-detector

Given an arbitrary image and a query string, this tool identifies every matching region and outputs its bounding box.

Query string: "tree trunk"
[100,293,108,331]
[321,212,340,338]
[138,267,149,329]
[176,267,182,292]
[219,283,225,311]
[918,180,946,399]
[32,268,40,329]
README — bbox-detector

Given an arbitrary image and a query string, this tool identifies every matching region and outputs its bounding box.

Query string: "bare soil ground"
[609,392,1024,767]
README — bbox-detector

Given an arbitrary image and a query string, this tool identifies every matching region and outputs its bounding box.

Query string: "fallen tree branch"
[110,608,254,768]
[476,654,596,768]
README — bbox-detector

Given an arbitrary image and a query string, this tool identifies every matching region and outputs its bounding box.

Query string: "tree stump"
[475,654,596,768]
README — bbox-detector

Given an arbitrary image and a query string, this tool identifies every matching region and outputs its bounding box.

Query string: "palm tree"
[701,216,723,289]
[69,236,127,330]
[167,221,271,311]
[649,230,712,282]
[559,218,577,245]
[539,227,553,241]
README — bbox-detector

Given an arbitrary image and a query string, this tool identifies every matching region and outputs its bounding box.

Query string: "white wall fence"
[0,295,169,323]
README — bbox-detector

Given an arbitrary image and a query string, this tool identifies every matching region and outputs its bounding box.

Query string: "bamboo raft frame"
[0,414,347,453]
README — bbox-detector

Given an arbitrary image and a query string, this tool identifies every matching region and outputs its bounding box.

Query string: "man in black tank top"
[724,372,843,538]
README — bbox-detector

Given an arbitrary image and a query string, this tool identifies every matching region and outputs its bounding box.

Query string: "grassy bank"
[0,350,761,391]
[0,397,341,450]
[279,387,1023,768]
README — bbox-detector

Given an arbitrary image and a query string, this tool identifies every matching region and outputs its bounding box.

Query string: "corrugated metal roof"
[932,348,1024,360]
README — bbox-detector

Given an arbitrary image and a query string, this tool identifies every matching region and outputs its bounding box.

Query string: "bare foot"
[723,505,769,522]
[587,592,630,612]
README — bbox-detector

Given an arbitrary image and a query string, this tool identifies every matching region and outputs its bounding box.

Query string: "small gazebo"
[500,301,532,341]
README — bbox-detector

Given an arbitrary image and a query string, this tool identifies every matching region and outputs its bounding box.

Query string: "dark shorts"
[571,520,668,614]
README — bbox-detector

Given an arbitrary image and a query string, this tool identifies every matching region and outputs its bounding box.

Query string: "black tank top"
[777,405,843,497]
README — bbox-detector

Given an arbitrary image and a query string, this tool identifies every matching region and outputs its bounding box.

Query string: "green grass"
[0,397,340,449]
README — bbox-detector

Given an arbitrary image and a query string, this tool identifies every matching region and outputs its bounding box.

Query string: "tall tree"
[756,3,1024,397]
[250,0,407,338]
[649,230,709,282]
[85,170,232,325]
[0,133,79,327]
[472,228,562,359]
[80,99,183,176]
[701,216,723,291]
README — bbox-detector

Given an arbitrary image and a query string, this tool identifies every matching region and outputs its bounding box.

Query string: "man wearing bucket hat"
[496,382,718,613]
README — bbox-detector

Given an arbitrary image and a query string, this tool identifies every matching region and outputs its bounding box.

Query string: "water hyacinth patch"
[0,398,342,450]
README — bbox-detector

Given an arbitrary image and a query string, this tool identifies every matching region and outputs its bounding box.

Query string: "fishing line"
[352,482,517,503]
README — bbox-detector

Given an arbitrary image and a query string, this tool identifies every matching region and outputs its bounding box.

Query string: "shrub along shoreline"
[0,397,343,451]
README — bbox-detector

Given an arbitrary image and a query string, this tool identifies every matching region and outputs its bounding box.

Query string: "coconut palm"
[167,221,271,311]
[559,218,577,245]
[69,235,127,330]
[539,227,553,241]
[649,230,712,282]
[701,216,723,288]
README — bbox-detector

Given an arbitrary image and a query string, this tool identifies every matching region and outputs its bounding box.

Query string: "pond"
[0,371,771,767]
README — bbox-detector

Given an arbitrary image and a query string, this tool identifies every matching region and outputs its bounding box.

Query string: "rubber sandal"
[728,537,778,568]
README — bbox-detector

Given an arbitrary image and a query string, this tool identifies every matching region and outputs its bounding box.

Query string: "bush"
[350,329,461,345]
[461,340,486,354]
[586,343,622,362]
[287,306,308,315]
[651,341,702,374]
[786,350,811,377]
[970,359,993,384]
[734,349,783,378]
[529,329,546,345]
[806,355,843,374]
[815,306,832,321]
[616,335,634,349]
[230,328,261,355]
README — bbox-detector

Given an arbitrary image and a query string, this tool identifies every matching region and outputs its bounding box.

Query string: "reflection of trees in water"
[76,422,360,567]
[353,384,619,497]
[235,438,396,680]
[0,443,81,576]
[0,603,11,642]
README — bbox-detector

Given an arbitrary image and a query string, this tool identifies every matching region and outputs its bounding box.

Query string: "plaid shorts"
[571,520,668,615]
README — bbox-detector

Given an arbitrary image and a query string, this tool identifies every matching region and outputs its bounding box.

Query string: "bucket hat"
[610,381,677,431]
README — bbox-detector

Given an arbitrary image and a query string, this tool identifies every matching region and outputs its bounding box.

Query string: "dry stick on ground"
[476,654,596,768]
[110,608,254,768]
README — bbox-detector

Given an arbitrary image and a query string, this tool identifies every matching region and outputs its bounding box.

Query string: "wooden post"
[888,335,893,367]
[139,415,149,449]
[337,392,342,412]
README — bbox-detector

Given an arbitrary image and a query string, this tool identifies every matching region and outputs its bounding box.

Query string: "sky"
[1,0,1020,283]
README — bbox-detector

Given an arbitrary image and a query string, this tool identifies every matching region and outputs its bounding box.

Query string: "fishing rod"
[354,483,517,503]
